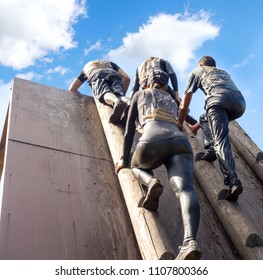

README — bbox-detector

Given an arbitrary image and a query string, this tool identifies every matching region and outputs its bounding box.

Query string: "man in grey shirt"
[69,59,130,124]
[178,56,246,201]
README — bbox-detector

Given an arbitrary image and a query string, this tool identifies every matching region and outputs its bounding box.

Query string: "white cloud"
[46,66,70,75]
[16,71,42,81]
[84,41,103,56]
[106,11,220,78]
[0,0,87,70]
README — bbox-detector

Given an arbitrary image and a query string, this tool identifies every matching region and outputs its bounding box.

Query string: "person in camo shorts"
[69,59,130,125]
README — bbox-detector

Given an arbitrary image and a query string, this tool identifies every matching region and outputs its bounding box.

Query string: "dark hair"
[199,56,216,67]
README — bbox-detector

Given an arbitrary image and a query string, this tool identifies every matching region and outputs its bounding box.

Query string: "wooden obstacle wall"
[0,78,263,259]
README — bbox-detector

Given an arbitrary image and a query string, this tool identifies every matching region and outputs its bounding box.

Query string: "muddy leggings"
[131,136,200,242]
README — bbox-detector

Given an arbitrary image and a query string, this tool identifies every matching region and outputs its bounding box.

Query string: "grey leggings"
[131,136,200,242]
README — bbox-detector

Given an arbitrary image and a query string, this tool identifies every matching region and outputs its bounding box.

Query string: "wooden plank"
[0,79,140,260]
[8,78,108,159]
[0,141,140,260]
[183,125,263,259]
[94,99,175,260]
[229,121,263,185]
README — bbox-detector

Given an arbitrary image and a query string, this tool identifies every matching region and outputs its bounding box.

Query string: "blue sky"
[0,0,263,150]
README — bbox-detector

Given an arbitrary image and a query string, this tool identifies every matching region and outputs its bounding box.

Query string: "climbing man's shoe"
[109,100,127,124]
[195,152,217,162]
[226,180,243,201]
[175,240,201,260]
[142,179,163,212]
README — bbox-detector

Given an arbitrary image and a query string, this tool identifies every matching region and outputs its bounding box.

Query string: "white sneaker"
[175,240,201,260]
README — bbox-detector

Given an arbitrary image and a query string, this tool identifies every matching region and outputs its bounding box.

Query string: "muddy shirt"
[122,88,184,165]
[131,57,178,97]
[184,66,241,110]
[77,60,121,84]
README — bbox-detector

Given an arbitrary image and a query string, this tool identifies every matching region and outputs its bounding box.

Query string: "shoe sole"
[142,181,163,211]
[184,249,202,260]
[142,198,159,211]
[175,243,202,260]
[226,185,243,201]
[148,181,163,200]
[195,152,216,162]
[109,102,126,124]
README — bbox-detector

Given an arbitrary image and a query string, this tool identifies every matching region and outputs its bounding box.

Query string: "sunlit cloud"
[46,66,70,76]
[106,11,220,79]
[0,0,87,70]
[16,71,42,81]
[84,41,103,56]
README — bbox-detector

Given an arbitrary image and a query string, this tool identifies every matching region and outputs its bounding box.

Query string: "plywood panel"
[0,141,139,259]
[8,78,108,159]
[0,78,140,260]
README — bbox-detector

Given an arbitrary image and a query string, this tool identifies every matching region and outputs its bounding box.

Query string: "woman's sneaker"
[142,179,163,211]
[175,240,201,260]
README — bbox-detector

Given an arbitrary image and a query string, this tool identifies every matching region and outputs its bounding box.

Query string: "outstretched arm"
[68,77,84,95]
[178,92,193,130]
[186,122,201,134]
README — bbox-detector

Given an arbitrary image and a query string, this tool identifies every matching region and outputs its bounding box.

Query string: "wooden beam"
[94,99,175,260]
[229,121,263,185]
[183,125,263,259]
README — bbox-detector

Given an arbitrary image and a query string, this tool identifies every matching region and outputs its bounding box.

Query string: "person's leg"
[195,113,217,162]
[132,167,163,211]
[199,113,214,149]
[92,72,128,124]
[165,153,201,259]
[103,92,127,124]
[131,140,165,211]
[207,106,243,200]
[103,92,119,106]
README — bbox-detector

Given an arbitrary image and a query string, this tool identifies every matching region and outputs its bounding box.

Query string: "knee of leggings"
[170,177,194,197]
